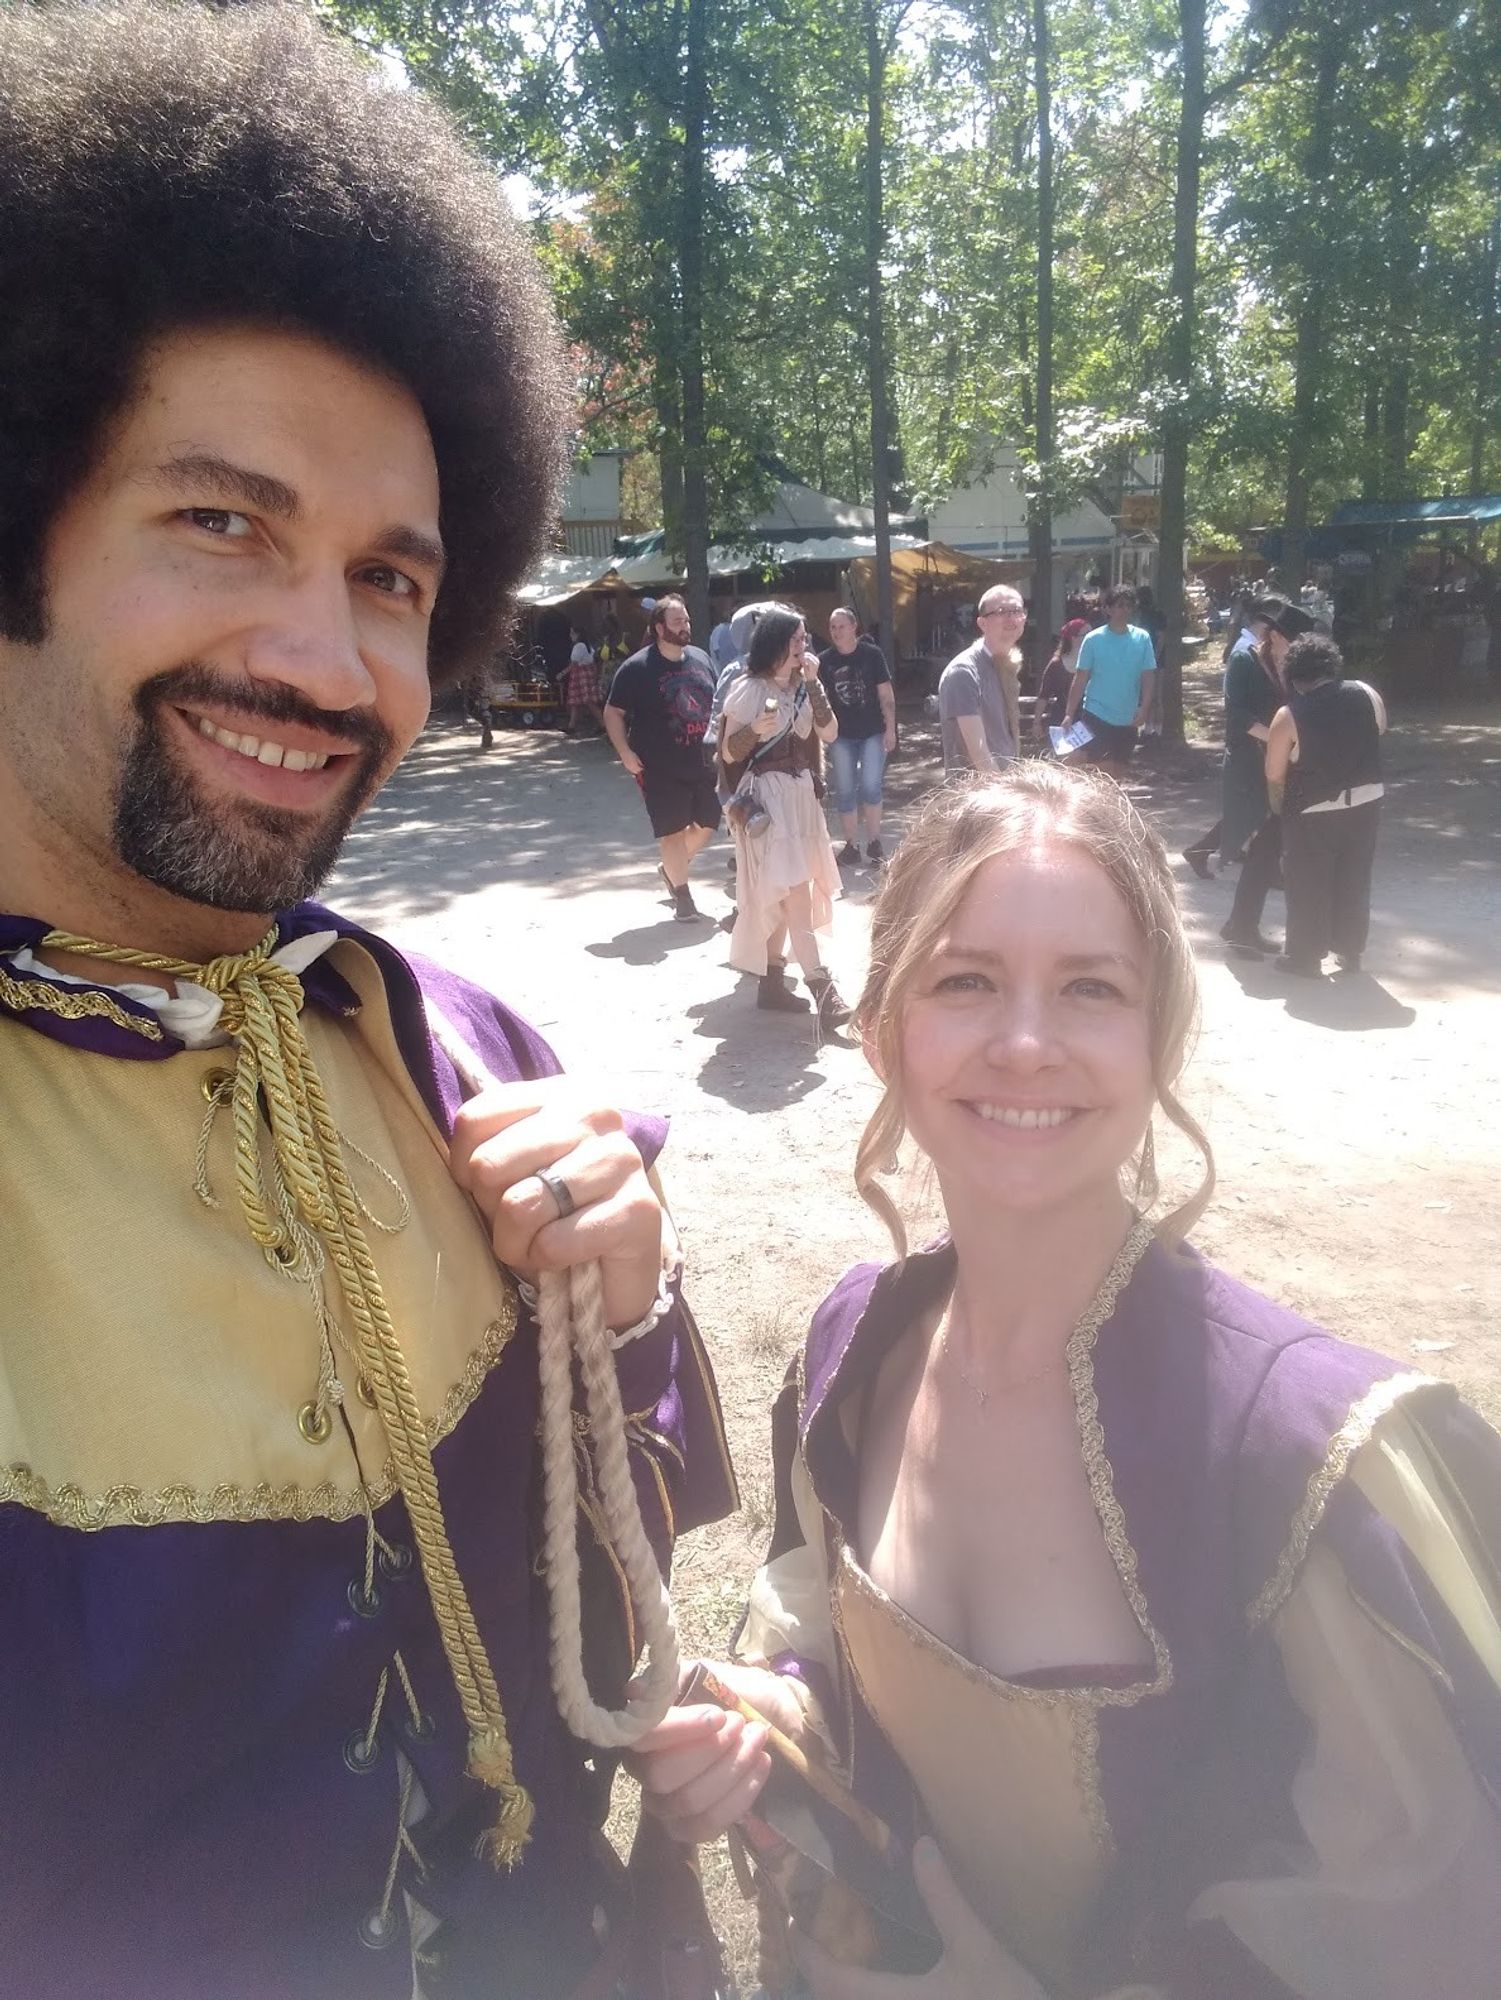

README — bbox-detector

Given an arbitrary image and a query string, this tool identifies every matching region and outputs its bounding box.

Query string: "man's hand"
[883,726,897,754]
[792,1839,1050,2000]
[619,747,645,777]
[629,1661,803,1842]
[448,1079,664,1329]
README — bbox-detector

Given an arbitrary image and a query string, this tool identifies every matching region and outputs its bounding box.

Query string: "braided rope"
[424,1005,680,1747]
[46,929,534,1865]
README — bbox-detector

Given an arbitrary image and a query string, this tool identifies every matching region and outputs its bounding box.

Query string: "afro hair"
[0,0,570,684]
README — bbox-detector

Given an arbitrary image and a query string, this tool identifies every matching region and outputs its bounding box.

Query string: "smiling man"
[0,7,733,1997]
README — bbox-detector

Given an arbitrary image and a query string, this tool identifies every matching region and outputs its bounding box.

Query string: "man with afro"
[0,6,735,1994]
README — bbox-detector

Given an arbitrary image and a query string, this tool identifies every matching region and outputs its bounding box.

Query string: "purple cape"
[766,1235,1501,1997]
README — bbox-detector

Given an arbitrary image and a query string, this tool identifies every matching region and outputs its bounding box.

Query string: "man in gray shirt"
[938,584,1026,771]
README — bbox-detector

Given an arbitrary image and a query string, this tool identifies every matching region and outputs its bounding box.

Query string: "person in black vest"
[1265,633,1387,978]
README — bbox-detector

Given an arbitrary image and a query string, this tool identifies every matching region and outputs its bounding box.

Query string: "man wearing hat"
[1219,601,1320,957]
[1183,595,1290,880]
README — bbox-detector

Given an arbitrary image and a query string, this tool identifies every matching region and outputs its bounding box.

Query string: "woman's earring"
[1134,1124,1157,1208]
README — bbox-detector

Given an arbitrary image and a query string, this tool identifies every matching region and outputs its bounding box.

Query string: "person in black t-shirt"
[817,608,895,868]
[603,595,722,921]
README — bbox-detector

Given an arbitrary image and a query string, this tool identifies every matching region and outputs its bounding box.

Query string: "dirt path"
[331,684,1501,1491]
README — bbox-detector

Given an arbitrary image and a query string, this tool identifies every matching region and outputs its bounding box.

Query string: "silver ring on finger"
[535,1165,578,1220]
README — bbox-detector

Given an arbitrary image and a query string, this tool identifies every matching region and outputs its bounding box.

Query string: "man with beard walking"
[604,595,722,921]
[0,9,734,1996]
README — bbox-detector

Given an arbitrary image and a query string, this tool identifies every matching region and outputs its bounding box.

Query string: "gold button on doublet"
[297,1400,333,1445]
[356,1374,379,1409]
[200,1065,234,1103]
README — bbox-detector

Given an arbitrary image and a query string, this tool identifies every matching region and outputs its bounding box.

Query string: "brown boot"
[806,969,851,1028]
[756,961,810,1012]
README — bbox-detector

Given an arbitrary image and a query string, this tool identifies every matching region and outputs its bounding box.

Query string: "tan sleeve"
[1187,1410,1501,1998]
[733,1442,839,1755]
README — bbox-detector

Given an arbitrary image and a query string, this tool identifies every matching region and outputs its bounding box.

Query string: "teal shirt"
[1075,623,1156,726]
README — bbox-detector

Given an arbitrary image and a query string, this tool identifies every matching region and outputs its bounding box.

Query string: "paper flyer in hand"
[1049,719,1095,759]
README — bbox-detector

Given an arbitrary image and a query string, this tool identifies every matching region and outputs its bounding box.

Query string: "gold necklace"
[936,1321,1067,1408]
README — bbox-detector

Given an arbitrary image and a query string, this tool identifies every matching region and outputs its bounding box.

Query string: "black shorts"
[1082,717,1137,765]
[640,767,723,840]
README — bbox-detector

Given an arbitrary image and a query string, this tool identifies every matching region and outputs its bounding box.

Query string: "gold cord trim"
[0,1306,518,1531]
[0,966,165,1041]
[40,925,533,1865]
[1247,1370,1437,1629]
[1064,1218,1173,1720]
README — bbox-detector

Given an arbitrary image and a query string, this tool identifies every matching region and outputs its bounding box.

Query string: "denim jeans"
[828,732,887,815]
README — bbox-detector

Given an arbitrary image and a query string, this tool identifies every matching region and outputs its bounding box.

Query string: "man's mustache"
[134,664,393,759]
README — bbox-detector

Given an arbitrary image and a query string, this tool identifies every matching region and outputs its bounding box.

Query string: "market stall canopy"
[516,529,929,602]
[1258,495,1501,564]
[846,542,1030,662]
[515,551,619,606]
[1329,496,1501,529]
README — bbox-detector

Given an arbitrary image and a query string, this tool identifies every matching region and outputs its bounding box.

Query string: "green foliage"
[319,0,1499,563]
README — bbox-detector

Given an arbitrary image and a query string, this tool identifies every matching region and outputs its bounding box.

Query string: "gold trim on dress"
[1247,1370,1437,1629]
[0,967,165,1042]
[0,1299,518,1531]
[1064,1218,1174,1712]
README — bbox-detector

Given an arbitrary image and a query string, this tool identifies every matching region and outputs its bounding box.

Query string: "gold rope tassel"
[46,926,534,1865]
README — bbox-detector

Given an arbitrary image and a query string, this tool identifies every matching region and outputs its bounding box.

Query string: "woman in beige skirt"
[719,607,849,1029]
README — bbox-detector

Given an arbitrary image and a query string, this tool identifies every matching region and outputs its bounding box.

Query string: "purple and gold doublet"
[0,904,736,1999]
[747,1233,1501,1997]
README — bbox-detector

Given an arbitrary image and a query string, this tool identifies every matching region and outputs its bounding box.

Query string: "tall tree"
[1027,0,1055,663]
[861,0,902,657]
[1275,18,1344,593]
[1154,0,1206,745]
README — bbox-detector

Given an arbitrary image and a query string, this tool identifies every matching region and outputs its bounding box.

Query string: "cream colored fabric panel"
[737,1441,840,1680]
[1347,1404,1501,1685]
[1190,1537,1501,1997]
[0,940,515,1522]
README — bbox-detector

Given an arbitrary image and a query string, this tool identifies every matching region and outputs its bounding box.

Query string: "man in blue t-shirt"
[1063,585,1158,777]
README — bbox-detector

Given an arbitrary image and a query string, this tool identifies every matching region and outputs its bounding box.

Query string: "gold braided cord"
[43,926,533,1865]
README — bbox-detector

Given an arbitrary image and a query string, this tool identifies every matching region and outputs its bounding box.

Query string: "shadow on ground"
[334,714,660,928]
[1224,955,1418,1030]
[685,986,840,1111]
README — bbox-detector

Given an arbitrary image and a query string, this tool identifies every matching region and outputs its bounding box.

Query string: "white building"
[559,452,625,558]
[923,443,1122,628]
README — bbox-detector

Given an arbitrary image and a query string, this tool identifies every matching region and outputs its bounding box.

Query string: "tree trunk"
[678,0,712,638]
[863,0,896,663]
[1027,0,1055,671]
[1278,26,1342,594]
[1156,0,1205,745]
[1468,215,1498,557]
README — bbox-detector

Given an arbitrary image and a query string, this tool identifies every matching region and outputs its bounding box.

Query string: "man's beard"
[113,665,392,914]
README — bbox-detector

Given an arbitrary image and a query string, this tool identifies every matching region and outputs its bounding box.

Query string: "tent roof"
[1329,496,1501,528]
[517,532,929,602]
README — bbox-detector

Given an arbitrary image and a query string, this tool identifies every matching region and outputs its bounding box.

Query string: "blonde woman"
[634,765,1501,1999]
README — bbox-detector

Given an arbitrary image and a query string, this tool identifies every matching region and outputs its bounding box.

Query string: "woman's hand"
[800,646,822,682]
[448,1079,664,1330]
[751,703,784,739]
[792,1839,1051,2000]
[628,1661,804,1843]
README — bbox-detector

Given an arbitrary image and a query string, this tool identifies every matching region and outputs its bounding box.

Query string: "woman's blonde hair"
[855,765,1214,1254]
